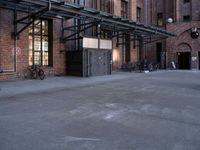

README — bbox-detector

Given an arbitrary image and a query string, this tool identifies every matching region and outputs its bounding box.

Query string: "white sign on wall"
[100,39,112,50]
[83,37,112,50]
[83,37,98,49]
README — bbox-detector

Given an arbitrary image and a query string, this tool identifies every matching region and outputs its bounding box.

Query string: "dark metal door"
[88,50,110,76]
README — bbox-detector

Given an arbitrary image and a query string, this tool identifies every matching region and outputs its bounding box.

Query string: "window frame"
[29,18,53,67]
[183,15,191,22]
[137,7,142,22]
[157,13,164,26]
[100,29,112,39]
[184,0,190,3]
[100,0,111,13]
[121,0,128,18]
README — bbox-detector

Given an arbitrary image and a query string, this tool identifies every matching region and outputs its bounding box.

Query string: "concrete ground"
[0,70,200,150]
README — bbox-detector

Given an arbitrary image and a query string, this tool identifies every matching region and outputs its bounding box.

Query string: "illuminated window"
[29,19,52,66]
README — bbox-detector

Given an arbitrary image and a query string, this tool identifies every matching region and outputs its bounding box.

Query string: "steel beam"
[12,0,51,38]
[0,0,176,40]
[17,0,175,37]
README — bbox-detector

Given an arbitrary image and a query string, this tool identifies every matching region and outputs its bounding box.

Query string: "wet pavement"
[0,70,200,150]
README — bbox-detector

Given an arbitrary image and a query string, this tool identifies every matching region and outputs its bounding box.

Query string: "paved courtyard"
[0,70,200,150]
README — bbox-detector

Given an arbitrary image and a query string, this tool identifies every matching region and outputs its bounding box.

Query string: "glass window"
[157,13,163,26]
[184,0,190,3]
[121,0,128,18]
[183,15,191,22]
[29,19,52,66]
[68,0,85,5]
[92,0,97,9]
[100,29,112,39]
[100,0,111,13]
[137,7,141,22]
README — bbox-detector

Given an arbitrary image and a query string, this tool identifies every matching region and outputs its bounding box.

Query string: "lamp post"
[163,18,173,69]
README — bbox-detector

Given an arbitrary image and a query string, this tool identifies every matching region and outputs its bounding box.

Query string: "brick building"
[0,4,66,80]
[144,0,200,70]
[0,0,174,80]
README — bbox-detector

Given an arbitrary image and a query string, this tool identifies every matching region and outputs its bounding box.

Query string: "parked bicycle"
[24,65,45,80]
[121,62,135,72]
[0,67,3,73]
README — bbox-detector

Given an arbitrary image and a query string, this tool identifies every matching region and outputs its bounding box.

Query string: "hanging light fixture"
[191,27,199,39]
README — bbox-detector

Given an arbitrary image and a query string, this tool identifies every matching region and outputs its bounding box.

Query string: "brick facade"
[145,0,200,70]
[1,0,199,80]
[167,22,200,69]
[0,8,66,80]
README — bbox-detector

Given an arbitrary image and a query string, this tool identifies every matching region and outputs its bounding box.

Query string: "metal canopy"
[0,0,175,41]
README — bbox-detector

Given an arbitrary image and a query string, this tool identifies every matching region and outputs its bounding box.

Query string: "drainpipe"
[144,0,148,58]
[98,23,101,50]
[14,36,17,72]
[14,9,17,72]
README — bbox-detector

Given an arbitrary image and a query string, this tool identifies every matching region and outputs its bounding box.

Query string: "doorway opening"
[199,52,200,70]
[177,52,191,69]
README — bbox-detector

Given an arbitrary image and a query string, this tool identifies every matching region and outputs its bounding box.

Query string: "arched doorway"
[176,43,192,69]
[199,52,200,70]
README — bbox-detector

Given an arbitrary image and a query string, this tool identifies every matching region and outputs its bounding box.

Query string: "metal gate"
[66,49,111,77]
[88,50,111,76]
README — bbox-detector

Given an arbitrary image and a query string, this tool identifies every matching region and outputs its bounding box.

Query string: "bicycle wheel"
[38,69,45,80]
[23,68,32,79]
[31,69,38,79]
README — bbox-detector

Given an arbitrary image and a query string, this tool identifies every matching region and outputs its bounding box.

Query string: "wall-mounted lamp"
[167,18,173,23]
[191,27,199,39]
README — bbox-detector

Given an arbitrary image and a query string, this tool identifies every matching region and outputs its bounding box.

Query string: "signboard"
[83,37,112,50]
[83,37,98,49]
[12,47,21,56]
[100,39,112,50]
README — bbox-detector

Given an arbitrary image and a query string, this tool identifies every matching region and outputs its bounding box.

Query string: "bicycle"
[121,62,135,72]
[24,65,45,80]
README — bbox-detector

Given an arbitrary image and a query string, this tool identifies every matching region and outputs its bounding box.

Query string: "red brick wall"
[191,0,200,21]
[53,19,66,75]
[0,8,66,80]
[175,0,200,22]
[0,8,15,72]
[167,22,200,69]
[16,12,30,77]
[144,0,200,69]
[0,8,30,80]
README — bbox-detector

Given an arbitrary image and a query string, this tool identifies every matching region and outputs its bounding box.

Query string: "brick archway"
[175,43,192,69]
[175,43,192,52]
